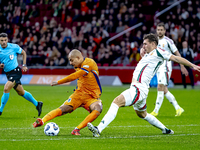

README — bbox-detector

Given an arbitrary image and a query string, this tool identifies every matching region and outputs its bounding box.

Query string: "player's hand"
[140,48,146,57]
[192,65,200,72]
[0,63,4,68]
[22,66,28,72]
[180,65,188,76]
[51,81,58,86]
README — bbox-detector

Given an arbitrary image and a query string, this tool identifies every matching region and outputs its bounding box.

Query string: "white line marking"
[0,133,199,142]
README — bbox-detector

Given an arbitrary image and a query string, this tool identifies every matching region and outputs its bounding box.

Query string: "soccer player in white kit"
[87,33,200,137]
[150,23,188,117]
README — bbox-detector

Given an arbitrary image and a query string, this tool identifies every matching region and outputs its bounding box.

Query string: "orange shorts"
[63,90,101,111]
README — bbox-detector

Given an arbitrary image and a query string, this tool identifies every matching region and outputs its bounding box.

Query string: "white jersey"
[132,48,172,89]
[157,36,177,72]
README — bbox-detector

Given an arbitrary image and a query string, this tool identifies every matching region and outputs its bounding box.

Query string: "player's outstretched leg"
[33,118,44,128]
[0,93,10,115]
[87,123,100,137]
[33,108,63,128]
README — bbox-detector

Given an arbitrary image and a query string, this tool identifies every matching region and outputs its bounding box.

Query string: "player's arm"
[174,51,188,76]
[51,69,87,86]
[169,55,200,72]
[21,49,28,72]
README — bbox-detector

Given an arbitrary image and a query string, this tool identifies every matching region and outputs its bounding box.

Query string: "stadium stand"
[0,0,199,67]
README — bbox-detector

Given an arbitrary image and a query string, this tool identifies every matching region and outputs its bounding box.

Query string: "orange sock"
[77,110,100,130]
[42,108,62,123]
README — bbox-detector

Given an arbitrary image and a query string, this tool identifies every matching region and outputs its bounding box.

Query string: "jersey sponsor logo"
[83,65,89,68]
[9,54,14,60]
[9,77,13,80]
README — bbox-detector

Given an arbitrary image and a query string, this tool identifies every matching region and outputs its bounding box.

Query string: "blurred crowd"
[0,0,199,67]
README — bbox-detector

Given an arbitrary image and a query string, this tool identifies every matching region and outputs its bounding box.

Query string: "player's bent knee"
[90,101,103,113]
[3,88,10,93]
[157,84,165,91]
[135,110,147,118]
[59,105,73,114]
[113,94,125,107]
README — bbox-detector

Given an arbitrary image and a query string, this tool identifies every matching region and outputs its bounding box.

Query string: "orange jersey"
[57,58,102,98]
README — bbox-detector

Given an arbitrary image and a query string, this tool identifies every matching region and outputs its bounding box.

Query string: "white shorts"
[121,83,148,111]
[157,71,172,86]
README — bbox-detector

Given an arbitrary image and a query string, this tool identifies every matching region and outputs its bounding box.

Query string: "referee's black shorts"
[5,66,22,89]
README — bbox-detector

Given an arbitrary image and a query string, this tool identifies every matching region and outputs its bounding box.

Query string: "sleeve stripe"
[81,68,89,73]
[91,70,102,94]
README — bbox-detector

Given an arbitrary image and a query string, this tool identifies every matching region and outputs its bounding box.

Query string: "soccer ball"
[44,122,60,136]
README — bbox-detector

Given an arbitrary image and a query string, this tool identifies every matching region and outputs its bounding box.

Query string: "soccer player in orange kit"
[33,49,103,135]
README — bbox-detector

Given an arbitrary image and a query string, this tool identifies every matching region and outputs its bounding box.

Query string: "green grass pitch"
[0,85,199,150]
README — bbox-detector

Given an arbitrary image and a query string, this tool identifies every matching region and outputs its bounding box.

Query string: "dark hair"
[0,33,8,37]
[143,33,158,46]
[157,22,165,30]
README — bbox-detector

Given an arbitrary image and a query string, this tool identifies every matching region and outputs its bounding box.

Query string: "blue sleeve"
[14,44,22,54]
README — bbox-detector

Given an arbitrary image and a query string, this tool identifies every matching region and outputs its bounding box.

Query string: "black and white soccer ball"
[44,122,60,136]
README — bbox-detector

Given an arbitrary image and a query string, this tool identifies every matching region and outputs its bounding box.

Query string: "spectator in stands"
[116,21,125,33]
[99,49,113,66]
[128,13,138,27]
[107,21,115,33]
[19,0,26,11]
[112,51,129,66]
[19,12,28,25]
[179,41,195,89]
[49,17,57,29]
[31,45,39,65]
[128,41,141,66]
[24,5,31,19]
[96,43,106,63]
[53,2,59,17]
[58,47,71,67]
[72,9,80,22]
[5,24,12,37]
[29,5,40,18]
[98,26,109,44]
[0,0,199,68]
[12,6,21,25]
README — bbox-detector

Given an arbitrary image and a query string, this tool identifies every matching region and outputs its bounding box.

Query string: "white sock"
[97,103,119,133]
[154,91,164,113]
[143,113,166,131]
[165,91,180,110]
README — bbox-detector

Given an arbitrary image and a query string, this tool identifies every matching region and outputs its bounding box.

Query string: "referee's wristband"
[22,64,27,67]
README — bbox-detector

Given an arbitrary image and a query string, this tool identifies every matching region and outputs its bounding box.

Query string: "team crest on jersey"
[83,65,89,68]
[162,44,165,48]
[68,98,71,103]
[9,55,14,60]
